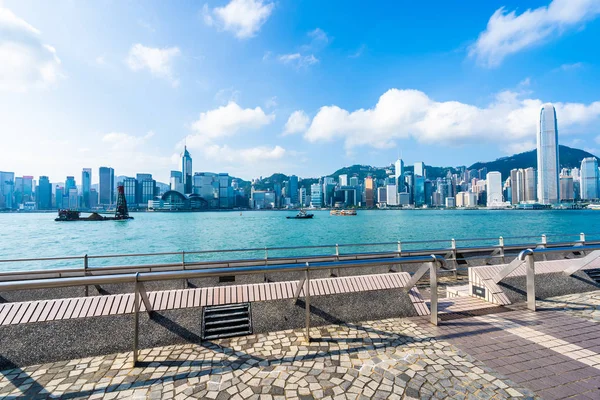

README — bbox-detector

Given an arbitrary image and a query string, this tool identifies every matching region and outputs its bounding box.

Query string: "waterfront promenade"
[1,290,600,399]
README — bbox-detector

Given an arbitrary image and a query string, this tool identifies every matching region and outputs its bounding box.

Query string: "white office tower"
[339,174,348,186]
[386,184,398,205]
[537,103,560,204]
[580,157,599,200]
[394,158,404,191]
[486,172,503,207]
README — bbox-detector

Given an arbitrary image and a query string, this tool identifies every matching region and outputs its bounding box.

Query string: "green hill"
[468,145,598,181]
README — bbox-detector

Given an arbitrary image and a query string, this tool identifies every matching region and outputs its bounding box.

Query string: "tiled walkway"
[2,291,600,399]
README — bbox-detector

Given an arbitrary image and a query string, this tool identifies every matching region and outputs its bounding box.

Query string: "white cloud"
[0,7,64,92]
[102,131,155,149]
[265,96,278,109]
[203,0,274,39]
[126,43,181,87]
[278,53,319,69]
[558,62,584,71]
[300,28,330,52]
[349,44,366,59]
[204,144,286,163]
[303,88,600,152]
[469,0,600,67]
[214,87,241,104]
[189,101,274,143]
[283,110,310,136]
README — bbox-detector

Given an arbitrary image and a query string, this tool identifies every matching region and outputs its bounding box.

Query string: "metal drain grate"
[584,268,600,284]
[201,303,252,340]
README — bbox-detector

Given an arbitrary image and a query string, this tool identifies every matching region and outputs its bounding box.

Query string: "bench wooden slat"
[93,296,108,317]
[0,303,14,325]
[259,284,266,301]
[108,295,122,315]
[54,298,72,320]
[270,283,278,300]
[167,290,177,310]
[11,302,32,325]
[20,301,41,323]
[180,290,188,308]
[173,290,182,309]
[102,296,115,316]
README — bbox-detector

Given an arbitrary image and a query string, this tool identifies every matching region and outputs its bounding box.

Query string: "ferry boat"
[588,204,600,210]
[330,209,357,216]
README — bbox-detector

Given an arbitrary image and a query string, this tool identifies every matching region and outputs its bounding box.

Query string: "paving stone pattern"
[0,318,535,399]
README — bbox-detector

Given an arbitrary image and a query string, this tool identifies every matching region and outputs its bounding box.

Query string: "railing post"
[304,263,311,342]
[133,273,140,366]
[540,234,547,261]
[182,251,187,289]
[335,244,340,277]
[264,247,268,281]
[451,239,458,279]
[397,241,402,256]
[499,236,505,263]
[83,254,89,297]
[579,233,587,256]
[430,260,438,326]
[525,253,536,311]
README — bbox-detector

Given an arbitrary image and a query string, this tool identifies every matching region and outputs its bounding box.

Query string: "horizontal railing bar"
[0,255,84,263]
[0,255,442,292]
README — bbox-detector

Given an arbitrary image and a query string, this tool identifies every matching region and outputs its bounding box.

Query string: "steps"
[202,303,252,340]
[584,268,600,284]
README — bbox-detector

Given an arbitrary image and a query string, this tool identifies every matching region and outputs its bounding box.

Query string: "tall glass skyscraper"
[99,167,114,206]
[580,157,599,200]
[289,175,299,204]
[82,168,91,209]
[537,103,560,204]
[394,158,404,192]
[182,146,193,195]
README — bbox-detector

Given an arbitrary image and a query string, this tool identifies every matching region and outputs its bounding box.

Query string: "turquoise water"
[0,210,599,272]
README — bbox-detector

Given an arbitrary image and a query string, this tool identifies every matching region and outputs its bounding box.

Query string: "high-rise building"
[123,177,137,206]
[289,175,299,205]
[377,187,387,204]
[55,186,64,209]
[413,176,425,206]
[22,176,33,203]
[386,184,398,205]
[68,188,78,209]
[394,158,404,192]
[141,179,157,205]
[90,188,99,209]
[537,103,560,204]
[486,172,503,206]
[182,146,193,195]
[580,157,599,200]
[36,176,52,210]
[523,167,536,202]
[364,177,374,207]
[414,162,425,177]
[510,169,525,204]
[36,177,51,209]
[310,183,322,208]
[560,175,574,202]
[82,168,91,209]
[338,174,348,187]
[0,171,15,209]
[99,167,114,206]
[65,176,76,192]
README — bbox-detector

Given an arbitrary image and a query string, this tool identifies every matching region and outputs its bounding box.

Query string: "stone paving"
[0,318,536,399]
[4,290,600,399]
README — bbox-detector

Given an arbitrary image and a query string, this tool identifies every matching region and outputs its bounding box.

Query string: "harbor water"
[0,209,599,272]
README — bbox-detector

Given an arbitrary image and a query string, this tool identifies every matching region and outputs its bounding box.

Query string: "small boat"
[588,204,600,210]
[287,209,314,219]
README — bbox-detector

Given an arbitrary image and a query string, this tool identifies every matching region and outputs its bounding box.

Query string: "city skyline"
[1,1,600,182]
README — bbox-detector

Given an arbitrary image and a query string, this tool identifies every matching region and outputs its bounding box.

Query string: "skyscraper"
[65,176,76,192]
[510,169,525,205]
[37,176,52,210]
[537,103,560,204]
[364,177,374,207]
[99,167,114,206]
[394,158,404,192]
[182,146,193,195]
[170,171,183,193]
[486,172,503,206]
[289,175,299,205]
[580,157,599,200]
[524,167,536,202]
[0,171,15,209]
[82,168,91,209]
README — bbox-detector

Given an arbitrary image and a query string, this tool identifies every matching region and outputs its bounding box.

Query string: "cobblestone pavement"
[536,290,600,322]
[0,317,536,399]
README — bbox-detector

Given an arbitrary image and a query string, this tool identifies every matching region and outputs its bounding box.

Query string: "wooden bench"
[0,271,429,326]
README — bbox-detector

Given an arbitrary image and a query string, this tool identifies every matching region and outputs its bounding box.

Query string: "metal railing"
[493,245,600,311]
[1,232,599,282]
[0,254,446,365]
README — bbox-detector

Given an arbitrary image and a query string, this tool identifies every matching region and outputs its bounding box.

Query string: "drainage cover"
[584,268,600,284]
[201,303,252,340]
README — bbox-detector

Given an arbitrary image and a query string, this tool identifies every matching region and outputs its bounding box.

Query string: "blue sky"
[1,0,600,183]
